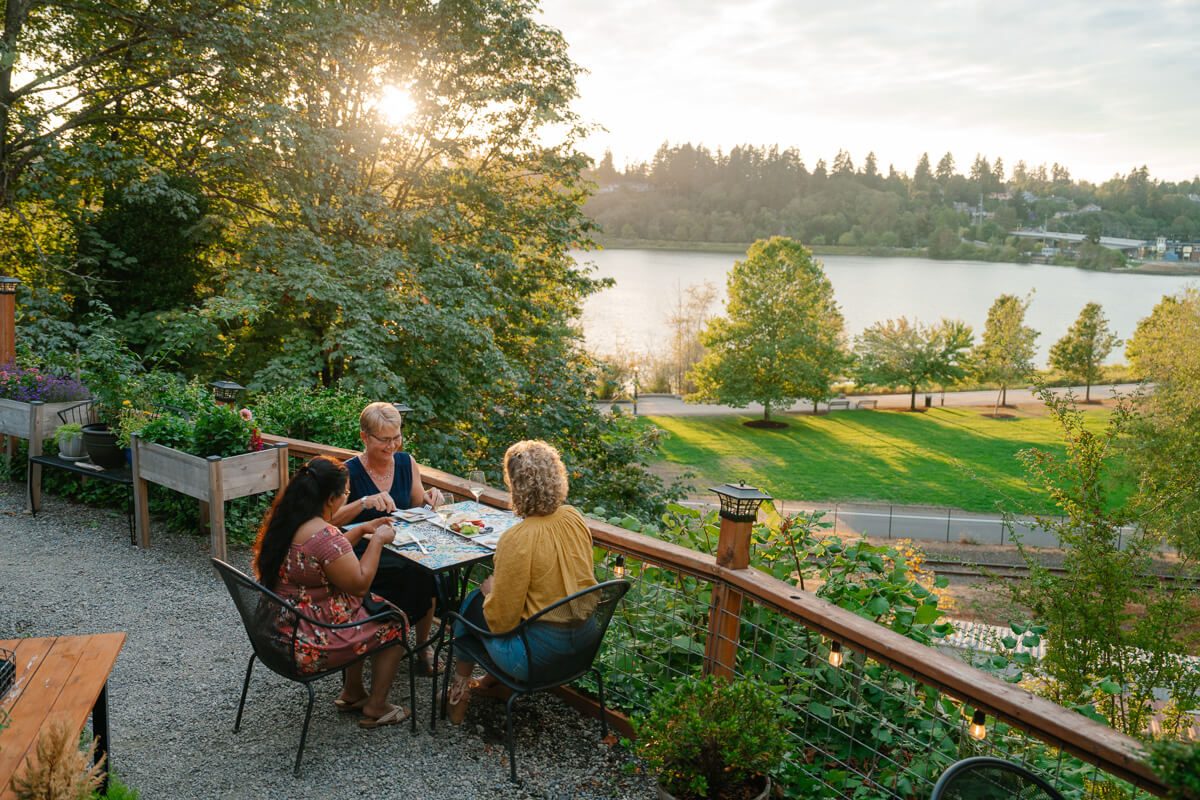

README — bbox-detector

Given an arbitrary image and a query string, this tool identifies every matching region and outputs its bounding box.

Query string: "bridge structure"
[1009,229,1146,255]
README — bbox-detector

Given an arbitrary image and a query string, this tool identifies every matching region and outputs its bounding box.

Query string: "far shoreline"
[588,237,1200,277]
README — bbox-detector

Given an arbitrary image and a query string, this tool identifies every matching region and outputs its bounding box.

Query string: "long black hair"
[253,456,348,590]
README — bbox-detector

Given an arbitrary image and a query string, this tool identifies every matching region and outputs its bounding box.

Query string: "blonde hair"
[504,440,568,518]
[360,402,403,436]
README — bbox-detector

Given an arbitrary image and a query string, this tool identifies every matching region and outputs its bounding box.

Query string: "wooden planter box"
[0,398,92,512]
[131,434,289,561]
[0,398,81,443]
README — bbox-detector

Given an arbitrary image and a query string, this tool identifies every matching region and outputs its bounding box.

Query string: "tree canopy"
[3,0,677,519]
[853,318,973,411]
[974,293,1038,414]
[1123,289,1200,557]
[686,237,846,424]
[1048,302,1121,402]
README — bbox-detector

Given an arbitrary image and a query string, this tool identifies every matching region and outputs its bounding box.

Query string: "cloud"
[538,0,1200,181]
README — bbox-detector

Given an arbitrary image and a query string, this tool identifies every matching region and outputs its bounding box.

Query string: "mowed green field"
[647,406,1126,514]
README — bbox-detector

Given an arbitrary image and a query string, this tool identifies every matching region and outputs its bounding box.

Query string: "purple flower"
[0,361,91,403]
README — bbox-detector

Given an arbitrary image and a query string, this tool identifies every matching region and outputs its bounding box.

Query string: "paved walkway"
[607,383,1140,416]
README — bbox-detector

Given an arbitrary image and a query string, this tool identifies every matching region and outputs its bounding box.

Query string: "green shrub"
[1148,739,1200,800]
[251,385,369,449]
[635,674,784,799]
[137,414,193,451]
[192,405,257,458]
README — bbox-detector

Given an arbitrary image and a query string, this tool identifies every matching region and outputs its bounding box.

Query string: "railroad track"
[923,559,1195,583]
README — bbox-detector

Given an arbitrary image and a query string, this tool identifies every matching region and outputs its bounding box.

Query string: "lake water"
[578,249,1198,366]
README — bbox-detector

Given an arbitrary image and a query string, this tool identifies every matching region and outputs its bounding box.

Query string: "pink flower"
[239,408,253,421]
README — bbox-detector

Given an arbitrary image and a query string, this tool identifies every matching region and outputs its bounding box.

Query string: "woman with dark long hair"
[253,456,410,728]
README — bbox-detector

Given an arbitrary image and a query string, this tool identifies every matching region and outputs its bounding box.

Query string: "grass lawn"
[647,404,1129,514]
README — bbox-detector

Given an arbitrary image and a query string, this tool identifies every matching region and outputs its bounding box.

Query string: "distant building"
[989,191,1012,200]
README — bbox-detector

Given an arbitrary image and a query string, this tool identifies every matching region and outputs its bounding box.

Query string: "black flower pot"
[81,423,126,469]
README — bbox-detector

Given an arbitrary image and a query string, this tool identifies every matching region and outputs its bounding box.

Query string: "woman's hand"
[371,520,396,546]
[422,487,443,509]
[480,575,494,596]
[362,492,397,513]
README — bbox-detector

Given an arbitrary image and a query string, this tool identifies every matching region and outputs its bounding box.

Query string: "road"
[609,383,1140,416]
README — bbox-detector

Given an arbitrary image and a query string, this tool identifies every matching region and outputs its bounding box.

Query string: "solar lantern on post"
[0,276,20,366]
[704,481,772,680]
[209,380,245,406]
[390,403,412,430]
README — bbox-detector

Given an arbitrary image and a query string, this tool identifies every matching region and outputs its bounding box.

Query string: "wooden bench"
[856,399,878,409]
[827,399,851,410]
[0,633,125,799]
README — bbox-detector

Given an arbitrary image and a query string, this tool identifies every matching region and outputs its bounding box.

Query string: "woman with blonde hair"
[445,440,597,723]
[332,402,443,674]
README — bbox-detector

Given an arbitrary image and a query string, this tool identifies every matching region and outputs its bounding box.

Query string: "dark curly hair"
[252,456,348,590]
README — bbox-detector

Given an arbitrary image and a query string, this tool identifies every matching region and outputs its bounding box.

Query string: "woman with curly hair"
[445,440,597,723]
[253,456,411,728]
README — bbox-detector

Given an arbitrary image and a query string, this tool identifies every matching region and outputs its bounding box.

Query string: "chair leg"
[234,654,256,732]
[293,682,316,777]
[433,636,455,731]
[593,667,608,740]
[505,692,518,784]
[407,647,418,734]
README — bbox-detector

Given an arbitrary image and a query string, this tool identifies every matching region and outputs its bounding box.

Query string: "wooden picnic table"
[0,633,125,799]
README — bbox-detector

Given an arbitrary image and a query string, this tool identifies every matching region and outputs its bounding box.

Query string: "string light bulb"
[968,710,987,740]
[613,554,626,578]
[828,641,843,667]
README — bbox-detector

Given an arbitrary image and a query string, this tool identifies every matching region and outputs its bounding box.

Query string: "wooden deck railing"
[261,433,1168,796]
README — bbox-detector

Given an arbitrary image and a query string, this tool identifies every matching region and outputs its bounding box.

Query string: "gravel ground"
[0,480,655,799]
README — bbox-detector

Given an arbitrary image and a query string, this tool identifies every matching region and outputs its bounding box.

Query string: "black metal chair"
[440,579,632,783]
[211,559,416,776]
[931,757,1067,800]
[56,398,99,426]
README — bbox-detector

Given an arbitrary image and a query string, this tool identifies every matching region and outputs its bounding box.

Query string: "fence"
[262,434,1170,798]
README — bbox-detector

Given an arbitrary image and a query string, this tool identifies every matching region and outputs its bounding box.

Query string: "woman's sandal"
[334,695,368,712]
[446,676,471,724]
[359,705,411,729]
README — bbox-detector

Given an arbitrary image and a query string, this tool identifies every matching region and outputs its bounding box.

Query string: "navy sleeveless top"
[345,453,415,524]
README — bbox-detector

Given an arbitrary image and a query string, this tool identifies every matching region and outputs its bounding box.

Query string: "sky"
[536,0,1200,184]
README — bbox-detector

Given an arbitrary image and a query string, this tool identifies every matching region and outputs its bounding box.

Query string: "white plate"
[393,507,438,523]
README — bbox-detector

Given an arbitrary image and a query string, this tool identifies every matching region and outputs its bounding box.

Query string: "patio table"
[0,633,125,799]
[382,501,519,729]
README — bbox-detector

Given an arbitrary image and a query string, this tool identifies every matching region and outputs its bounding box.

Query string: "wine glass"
[437,493,454,529]
[468,470,486,506]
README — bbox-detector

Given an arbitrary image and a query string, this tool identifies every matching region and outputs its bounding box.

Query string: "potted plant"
[77,327,143,467]
[635,674,784,800]
[53,423,87,460]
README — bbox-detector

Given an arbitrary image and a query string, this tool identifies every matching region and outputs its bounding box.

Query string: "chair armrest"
[446,609,512,641]
[290,603,408,633]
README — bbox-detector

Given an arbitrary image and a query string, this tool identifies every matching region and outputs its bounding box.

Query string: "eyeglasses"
[368,433,402,446]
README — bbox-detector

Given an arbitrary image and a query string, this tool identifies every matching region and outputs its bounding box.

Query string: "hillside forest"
[584,144,1200,266]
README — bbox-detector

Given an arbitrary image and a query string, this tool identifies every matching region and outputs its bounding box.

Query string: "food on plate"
[449,520,486,535]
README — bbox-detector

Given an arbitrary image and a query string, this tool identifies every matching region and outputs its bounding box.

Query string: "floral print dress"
[274,526,407,674]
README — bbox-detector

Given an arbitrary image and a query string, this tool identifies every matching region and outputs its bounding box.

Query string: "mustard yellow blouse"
[482,505,597,633]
